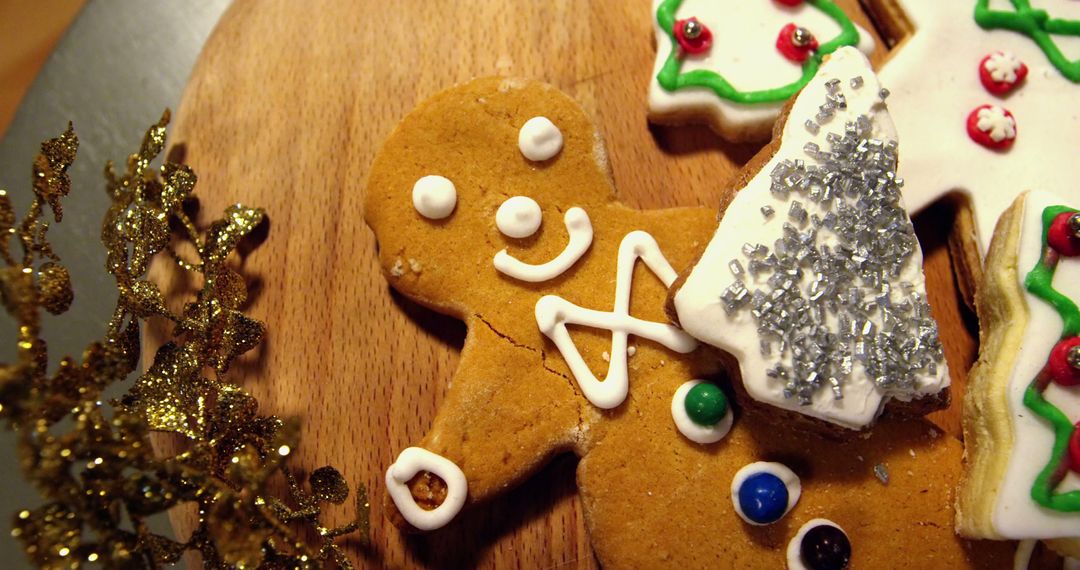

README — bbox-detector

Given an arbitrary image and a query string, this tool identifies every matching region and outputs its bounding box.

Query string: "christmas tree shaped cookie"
[648,0,875,141]
[868,0,1080,298]
[365,55,1012,567]
[959,190,1080,558]
[670,47,949,432]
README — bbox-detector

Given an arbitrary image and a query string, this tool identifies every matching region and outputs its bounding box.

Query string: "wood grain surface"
[146,0,978,567]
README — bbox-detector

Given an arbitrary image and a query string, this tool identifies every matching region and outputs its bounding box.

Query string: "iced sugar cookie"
[868,0,1080,300]
[365,75,1012,567]
[958,190,1080,558]
[648,0,875,141]
[670,47,949,432]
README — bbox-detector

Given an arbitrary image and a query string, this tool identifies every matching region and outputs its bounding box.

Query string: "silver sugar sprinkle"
[874,463,889,485]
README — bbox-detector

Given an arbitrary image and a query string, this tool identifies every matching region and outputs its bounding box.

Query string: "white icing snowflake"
[984,51,1021,83]
[976,106,1016,142]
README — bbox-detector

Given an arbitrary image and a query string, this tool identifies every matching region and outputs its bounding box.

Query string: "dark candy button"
[800,523,851,570]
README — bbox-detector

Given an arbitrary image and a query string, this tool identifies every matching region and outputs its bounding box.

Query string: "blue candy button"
[738,471,789,524]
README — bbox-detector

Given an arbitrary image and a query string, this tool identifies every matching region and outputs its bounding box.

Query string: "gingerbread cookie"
[364,75,1013,567]
[647,0,875,141]
[669,47,949,432]
[866,0,1080,300]
[959,190,1080,557]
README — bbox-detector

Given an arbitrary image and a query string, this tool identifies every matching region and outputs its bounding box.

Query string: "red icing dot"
[1049,212,1080,256]
[1070,422,1080,474]
[674,18,712,56]
[774,0,804,5]
[776,23,818,63]
[1049,337,1080,387]
[965,104,1016,150]
[978,51,1028,96]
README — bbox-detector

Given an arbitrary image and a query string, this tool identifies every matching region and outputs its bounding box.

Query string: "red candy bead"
[966,104,1016,150]
[978,51,1028,96]
[1049,337,1080,387]
[674,17,712,56]
[776,23,818,63]
[1048,212,1080,257]
[1070,423,1080,474]
[774,0,804,5]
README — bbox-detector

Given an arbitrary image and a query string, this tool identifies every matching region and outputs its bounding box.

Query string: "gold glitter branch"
[0,113,369,569]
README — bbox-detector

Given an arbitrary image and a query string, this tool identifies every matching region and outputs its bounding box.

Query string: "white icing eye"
[412,175,457,220]
[496,196,543,238]
[730,461,801,525]
[518,117,563,162]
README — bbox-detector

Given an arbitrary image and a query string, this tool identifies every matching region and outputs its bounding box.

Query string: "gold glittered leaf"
[204,204,265,268]
[141,532,185,565]
[36,262,72,315]
[31,124,77,222]
[128,279,168,318]
[131,111,169,179]
[309,466,349,505]
[81,319,139,383]
[212,268,248,310]
[129,343,208,438]
[209,309,265,374]
[123,206,170,275]
[159,162,196,214]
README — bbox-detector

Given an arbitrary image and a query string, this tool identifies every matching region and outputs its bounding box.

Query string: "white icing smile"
[494,207,593,282]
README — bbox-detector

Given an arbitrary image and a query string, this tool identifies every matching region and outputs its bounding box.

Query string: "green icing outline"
[975,0,1080,82]
[654,0,861,104]
[1024,205,1080,512]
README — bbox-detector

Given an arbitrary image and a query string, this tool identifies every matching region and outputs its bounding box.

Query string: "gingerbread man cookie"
[364,73,1012,567]
[867,0,1080,298]
[670,47,949,433]
[648,0,875,141]
[959,190,1080,558]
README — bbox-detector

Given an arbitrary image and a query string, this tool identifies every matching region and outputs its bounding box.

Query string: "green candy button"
[685,382,728,426]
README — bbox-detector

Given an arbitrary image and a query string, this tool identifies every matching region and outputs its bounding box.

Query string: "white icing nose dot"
[496,196,543,238]
[412,175,457,219]
[518,117,563,162]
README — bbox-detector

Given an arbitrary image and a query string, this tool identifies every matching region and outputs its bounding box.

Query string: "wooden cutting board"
[147,0,976,567]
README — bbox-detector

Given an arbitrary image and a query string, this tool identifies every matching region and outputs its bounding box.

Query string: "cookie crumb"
[408,258,423,273]
[909,448,916,458]
[499,78,525,92]
[390,258,405,277]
